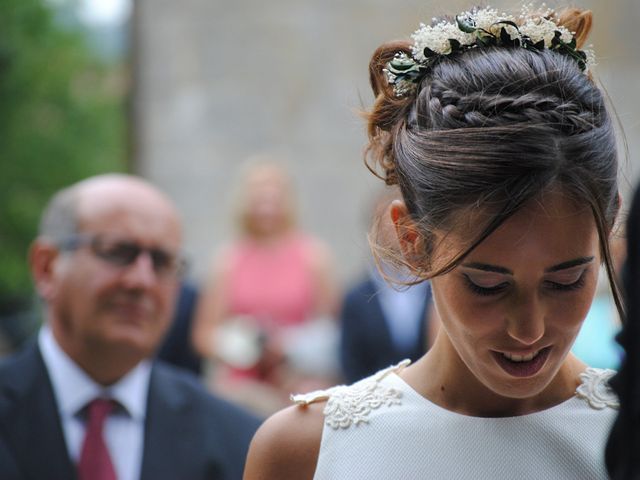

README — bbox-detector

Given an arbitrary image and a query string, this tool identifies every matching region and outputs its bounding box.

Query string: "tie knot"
[86,397,116,422]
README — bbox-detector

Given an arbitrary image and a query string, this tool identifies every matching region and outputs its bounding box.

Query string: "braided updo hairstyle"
[365,8,622,317]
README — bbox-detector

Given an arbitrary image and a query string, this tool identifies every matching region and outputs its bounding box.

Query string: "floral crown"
[385,5,594,97]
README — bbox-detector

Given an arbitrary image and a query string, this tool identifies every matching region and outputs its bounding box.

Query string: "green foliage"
[0,0,126,306]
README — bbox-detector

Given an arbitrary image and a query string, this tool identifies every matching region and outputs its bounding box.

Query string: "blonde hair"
[233,158,297,237]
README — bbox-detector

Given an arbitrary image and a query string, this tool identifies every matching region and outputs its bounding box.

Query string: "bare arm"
[307,238,340,319]
[243,403,325,480]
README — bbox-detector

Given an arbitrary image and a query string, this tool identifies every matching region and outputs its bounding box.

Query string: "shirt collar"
[38,325,151,421]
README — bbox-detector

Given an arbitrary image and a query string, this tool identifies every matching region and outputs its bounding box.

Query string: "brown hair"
[365,8,623,317]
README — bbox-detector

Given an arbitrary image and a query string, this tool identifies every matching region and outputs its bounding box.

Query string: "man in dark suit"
[339,268,435,383]
[0,174,260,480]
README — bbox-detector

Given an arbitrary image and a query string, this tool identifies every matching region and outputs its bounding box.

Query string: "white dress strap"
[291,360,411,429]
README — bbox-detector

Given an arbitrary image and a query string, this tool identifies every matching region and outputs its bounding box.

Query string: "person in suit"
[340,267,434,383]
[0,174,260,480]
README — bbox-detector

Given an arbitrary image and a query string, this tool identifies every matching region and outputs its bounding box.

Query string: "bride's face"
[430,189,601,400]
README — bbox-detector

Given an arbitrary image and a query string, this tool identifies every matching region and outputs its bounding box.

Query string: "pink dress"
[226,233,317,333]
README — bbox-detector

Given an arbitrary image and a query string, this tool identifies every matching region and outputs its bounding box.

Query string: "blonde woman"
[193,162,338,414]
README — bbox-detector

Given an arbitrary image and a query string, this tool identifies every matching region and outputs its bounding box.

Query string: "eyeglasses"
[58,234,187,278]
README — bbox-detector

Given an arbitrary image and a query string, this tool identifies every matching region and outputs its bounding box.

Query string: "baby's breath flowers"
[385,5,593,97]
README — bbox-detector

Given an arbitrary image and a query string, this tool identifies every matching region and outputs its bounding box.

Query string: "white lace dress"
[293,361,618,480]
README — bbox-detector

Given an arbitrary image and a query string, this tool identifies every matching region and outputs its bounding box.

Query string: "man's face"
[38,182,181,369]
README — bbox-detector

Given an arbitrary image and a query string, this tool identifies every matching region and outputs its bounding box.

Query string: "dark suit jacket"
[0,342,261,480]
[339,277,432,383]
[158,281,202,375]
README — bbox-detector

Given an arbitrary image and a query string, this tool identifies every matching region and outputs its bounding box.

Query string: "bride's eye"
[463,274,509,296]
[545,269,588,292]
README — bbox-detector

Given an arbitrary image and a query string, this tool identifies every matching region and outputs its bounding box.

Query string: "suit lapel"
[140,364,225,480]
[0,343,77,479]
[364,279,396,355]
[139,367,186,480]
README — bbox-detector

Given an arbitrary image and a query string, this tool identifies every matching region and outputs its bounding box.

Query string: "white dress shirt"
[369,266,430,352]
[39,326,151,480]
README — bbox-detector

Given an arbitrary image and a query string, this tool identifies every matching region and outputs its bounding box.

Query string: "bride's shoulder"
[243,402,325,480]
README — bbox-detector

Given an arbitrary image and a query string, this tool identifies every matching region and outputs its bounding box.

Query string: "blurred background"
[1,0,638,410]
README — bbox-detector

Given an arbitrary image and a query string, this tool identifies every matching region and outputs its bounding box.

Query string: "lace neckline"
[292,361,618,429]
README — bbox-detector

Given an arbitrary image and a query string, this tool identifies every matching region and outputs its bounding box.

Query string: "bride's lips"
[492,346,551,378]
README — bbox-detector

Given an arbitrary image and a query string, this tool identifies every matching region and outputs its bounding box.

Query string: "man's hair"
[38,185,79,242]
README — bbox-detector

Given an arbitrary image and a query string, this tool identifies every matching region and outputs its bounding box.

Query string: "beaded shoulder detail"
[291,359,411,429]
[575,367,619,410]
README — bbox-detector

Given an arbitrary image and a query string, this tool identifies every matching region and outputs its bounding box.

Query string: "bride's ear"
[390,200,424,266]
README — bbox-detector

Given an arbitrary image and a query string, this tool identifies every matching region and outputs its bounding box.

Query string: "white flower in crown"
[518,3,573,47]
[411,20,473,60]
[473,7,517,38]
[520,17,573,47]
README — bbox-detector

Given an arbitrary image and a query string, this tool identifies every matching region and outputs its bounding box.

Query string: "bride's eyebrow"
[461,256,595,275]
[545,256,595,273]
[461,263,512,275]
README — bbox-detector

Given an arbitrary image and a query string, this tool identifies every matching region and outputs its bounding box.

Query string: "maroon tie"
[77,398,117,480]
